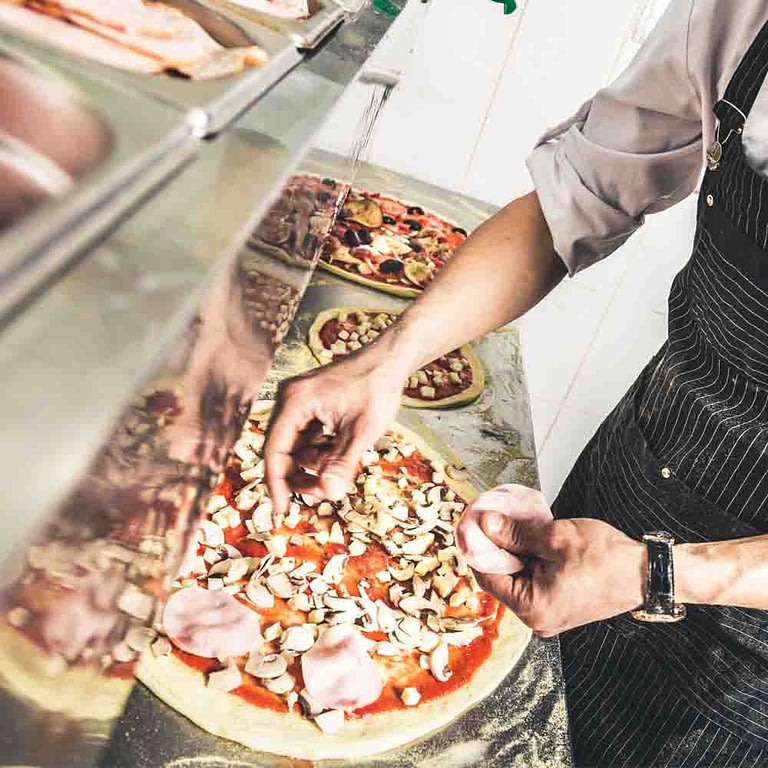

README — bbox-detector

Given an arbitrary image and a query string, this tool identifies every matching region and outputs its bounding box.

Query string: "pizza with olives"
[137,402,531,760]
[249,175,348,267]
[308,307,485,409]
[319,189,469,298]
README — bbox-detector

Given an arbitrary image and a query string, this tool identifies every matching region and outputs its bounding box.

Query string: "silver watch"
[631,531,687,623]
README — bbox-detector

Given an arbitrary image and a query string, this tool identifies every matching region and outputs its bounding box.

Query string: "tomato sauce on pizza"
[164,404,503,733]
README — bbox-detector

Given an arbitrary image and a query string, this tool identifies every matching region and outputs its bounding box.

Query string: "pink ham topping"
[301,625,383,711]
[456,484,553,575]
[163,586,261,659]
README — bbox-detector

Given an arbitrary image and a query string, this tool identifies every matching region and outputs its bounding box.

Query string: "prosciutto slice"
[163,586,262,659]
[0,0,268,79]
[301,625,383,711]
[456,484,553,575]
[0,3,160,72]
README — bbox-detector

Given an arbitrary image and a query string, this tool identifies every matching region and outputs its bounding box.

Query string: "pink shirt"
[527,0,768,274]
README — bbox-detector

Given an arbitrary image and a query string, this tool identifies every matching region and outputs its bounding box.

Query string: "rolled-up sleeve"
[527,0,705,274]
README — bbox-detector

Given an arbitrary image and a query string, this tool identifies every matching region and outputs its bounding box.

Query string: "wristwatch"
[631,531,687,623]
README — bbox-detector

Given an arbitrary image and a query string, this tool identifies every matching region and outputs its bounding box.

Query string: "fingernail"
[324,473,346,500]
[482,511,505,536]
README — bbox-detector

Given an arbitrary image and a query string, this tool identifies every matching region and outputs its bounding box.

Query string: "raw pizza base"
[307,307,486,409]
[137,415,532,759]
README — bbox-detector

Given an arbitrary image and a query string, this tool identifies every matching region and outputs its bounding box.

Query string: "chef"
[264,1,768,764]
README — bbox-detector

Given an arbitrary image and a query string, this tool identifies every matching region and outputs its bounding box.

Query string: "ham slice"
[0,3,160,72]
[163,586,262,659]
[456,484,553,575]
[301,625,383,711]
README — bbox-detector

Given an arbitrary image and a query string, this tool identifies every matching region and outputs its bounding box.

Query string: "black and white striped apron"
[552,20,768,768]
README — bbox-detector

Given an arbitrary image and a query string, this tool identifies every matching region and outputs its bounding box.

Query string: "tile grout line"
[458,0,530,191]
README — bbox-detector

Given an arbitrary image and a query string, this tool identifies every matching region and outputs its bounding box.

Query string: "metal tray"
[201,0,345,50]
[0,0,304,135]
[0,38,196,326]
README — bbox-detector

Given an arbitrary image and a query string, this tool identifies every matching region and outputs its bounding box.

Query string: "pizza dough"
[137,405,532,759]
[307,307,486,409]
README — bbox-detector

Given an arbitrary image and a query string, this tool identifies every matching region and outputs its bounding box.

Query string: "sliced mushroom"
[266,535,288,559]
[126,625,157,653]
[266,572,293,599]
[323,594,359,613]
[401,687,421,707]
[224,557,250,584]
[402,533,435,556]
[245,653,287,679]
[322,554,347,585]
[264,622,282,642]
[444,627,483,647]
[418,629,440,653]
[199,519,225,547]
[376,601,398,634]
[429,639,452,683]
[151,636,172,657]
[264,672,296,695]
[387,563,415,582]
[375,641,399,657]
[245,578,275,609]
[208,663,242,692]
[251,502,274,533]
[399,596,438,617]
[281,625,316,653]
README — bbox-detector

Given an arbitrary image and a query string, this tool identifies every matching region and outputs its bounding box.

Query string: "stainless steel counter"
[102,157,571,768]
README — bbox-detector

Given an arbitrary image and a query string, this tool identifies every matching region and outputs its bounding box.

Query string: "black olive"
[316,191,331,204]
[407,206,424,215]
[358,228,372,245]
[322,178,336,187]
[302,232,318,252]
[404,219,422,231]
[339,208,350,220]
[452,226,468,236]
[382,215,396,225]
[343,229,361,247]
[408,238,422,253]
[379,259,404,274]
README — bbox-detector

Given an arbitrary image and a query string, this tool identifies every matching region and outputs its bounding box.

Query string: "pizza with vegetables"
[319,188,470,298]
[308,307,486,409]
[249,175,347,268]
[137,402,531,760]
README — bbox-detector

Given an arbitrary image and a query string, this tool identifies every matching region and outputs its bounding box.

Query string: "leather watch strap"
[631,531,686,623]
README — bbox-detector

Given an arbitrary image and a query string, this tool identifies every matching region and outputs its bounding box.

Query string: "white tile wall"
[317,0,687,501]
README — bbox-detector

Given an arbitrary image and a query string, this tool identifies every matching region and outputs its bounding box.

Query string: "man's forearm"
[370,192,566,376]
[675,535,768,610]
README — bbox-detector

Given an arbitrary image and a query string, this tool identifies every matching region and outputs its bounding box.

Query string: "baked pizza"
[319,188,469,298]
[250,175,347,268]
[138,402,530,759]
[308,307,486,409]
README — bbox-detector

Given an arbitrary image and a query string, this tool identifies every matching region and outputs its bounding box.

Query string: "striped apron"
[552,20,768,768]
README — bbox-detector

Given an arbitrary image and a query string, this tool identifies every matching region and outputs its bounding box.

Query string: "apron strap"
[716,17,768,129]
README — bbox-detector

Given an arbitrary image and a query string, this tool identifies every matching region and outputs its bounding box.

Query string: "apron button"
[661,467,672,479]
[706,194,714,207]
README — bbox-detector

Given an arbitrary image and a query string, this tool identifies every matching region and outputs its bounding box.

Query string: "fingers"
[263,391,314,515]
[474,570,533,618]
[480,511,554,558]
[316,418,375,500]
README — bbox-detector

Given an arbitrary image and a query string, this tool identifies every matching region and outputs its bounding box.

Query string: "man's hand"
[264,348,405,514]
[474,513,646,636]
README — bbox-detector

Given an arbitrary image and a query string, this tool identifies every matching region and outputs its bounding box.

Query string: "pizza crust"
[307,307,486,409]
[137,608,528,760]
[317,261,422,298]
[137,413,532,759]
